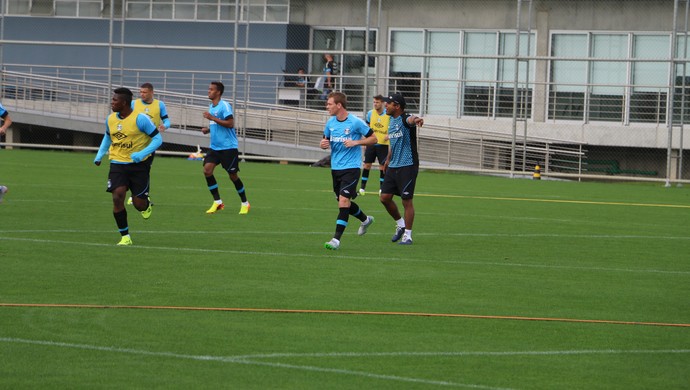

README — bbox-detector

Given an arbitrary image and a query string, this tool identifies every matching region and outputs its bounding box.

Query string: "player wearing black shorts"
[201,81,250,215]
[320,92,378,250]
[359,95,390,195]
[380,93,424,245]
[94,87,162,246]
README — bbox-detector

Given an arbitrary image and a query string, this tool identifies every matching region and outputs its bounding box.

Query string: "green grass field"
[1,149,689,389]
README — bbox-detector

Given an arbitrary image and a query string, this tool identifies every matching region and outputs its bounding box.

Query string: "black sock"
[379,170,385,189]
[361,169,370,190]
[233,178,248,203]
[334,207,349,240]
[206,175,221,201]
[114,210,128,236]
[349,201,367,222]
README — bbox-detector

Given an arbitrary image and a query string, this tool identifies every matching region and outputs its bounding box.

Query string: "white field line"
[3,337,689,388]
[0,337,511,390]
[1,236,689,276]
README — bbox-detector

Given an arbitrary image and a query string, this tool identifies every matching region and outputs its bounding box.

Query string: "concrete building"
[1,0,688,180]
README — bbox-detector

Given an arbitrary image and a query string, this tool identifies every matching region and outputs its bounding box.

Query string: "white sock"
[404,229,412,239]
[242,201,249,206]
[396,218,405,228]
[215,199,223,205]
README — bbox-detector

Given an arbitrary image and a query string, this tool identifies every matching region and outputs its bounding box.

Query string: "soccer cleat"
[141,203,153,219]
[357,216,374,236]
[0,186,7,203]
[239,202,250,215]
[206,202,225,214]
[117,235,133,246]
[358,188,366,196]
[391,226,405,242]
[324,238,340,250]
[398,234,413,245]
[127,196,133,205]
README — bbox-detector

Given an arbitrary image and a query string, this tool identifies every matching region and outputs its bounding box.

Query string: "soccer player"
[359,94,390,196]
[0,101,13,204]
[380,93,424,245]
[201,81,250,215]
[127,82,170,205]
[320,91,378,250]
[0,100,13,136]
[94,87,163,246]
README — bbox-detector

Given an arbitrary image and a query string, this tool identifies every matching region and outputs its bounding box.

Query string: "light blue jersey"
[388,114,418,168]
[207,100,236,150]
[0,102,7,118]
[324,114,371,170]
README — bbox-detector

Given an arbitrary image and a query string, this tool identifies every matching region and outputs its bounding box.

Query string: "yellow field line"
[2,303,688,328]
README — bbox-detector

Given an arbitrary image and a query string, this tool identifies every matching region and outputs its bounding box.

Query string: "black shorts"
[331,168,361,199]
[204,148,240,174]
[107,162,151,198]
[381,165,418,200]
[364,144,389,164]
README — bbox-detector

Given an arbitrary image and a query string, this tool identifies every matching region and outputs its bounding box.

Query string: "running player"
[201,81,250,215]
[94,87,162,246]
[320,91,378,250]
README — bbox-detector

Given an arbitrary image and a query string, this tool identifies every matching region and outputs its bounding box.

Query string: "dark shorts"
[331,168,361,199]
[107,162,151,198]
[381,165,418,200]
[364,144,389,164]
[204,148,240,174]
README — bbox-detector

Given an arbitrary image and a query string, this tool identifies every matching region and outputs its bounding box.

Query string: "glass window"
[128,2,151,18]
[197,3,218,20]
[463,32,496,117]
[390,31,423,111]
[426,32,460,116]
[631,35,669,123]
[550,34,587,120]
[7,0,31,14]
[79,1,102,16]
[31,0,54,15]
[589,34,627,121]
[152,2,173,19]
[174,3,195,19]
[4,0,287,22]
[56,1,79,16]
[497,32,534,118]
[103,0,123,18]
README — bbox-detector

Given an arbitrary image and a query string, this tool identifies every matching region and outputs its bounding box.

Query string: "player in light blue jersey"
[320,92,377,250]
[201,81,250,215]
[0,101,12,203]
[380,93,424,245]
[0,101,12,136]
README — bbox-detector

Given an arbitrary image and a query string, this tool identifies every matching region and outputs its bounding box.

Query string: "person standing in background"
[359,94,390,196]
[127,82,170,205]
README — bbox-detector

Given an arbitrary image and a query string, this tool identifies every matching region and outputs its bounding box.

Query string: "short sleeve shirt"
[324,114,371,170]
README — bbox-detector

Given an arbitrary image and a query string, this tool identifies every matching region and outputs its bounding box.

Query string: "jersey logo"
[113,132,127,140]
